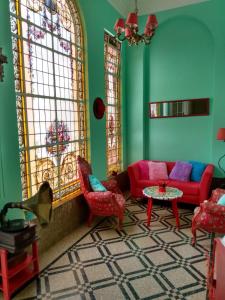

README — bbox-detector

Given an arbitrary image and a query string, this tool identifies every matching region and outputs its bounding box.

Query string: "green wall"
[78,0,126,179]
[126,45,145,163]
[126,0,225,177]
[0,0,22,210]
[148,16,213,163]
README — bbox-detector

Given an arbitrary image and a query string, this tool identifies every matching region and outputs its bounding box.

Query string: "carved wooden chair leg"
[118,214,124,230]
[87,212,94,227]
[191,226,197,246]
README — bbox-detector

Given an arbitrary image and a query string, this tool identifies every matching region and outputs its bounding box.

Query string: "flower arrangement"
[30,26,45,40]
[158,181,167,193]
[46,120,70,155]
[59,40,71,53]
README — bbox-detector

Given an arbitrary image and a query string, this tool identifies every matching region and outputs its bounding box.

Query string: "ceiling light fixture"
[113,0,158,46]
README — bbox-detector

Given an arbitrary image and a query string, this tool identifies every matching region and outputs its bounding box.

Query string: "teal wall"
[78,0,126,179]
[126,45,145,163]
[126,0,225,177]
[148,16,213,163]
[0,0,22,211]
[0,0,126,209]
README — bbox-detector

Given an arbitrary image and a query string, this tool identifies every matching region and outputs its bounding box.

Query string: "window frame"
[9,0,88,203]
[104,32,122,176]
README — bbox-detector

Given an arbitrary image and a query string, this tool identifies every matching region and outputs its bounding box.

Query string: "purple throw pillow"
[169,161,192,182]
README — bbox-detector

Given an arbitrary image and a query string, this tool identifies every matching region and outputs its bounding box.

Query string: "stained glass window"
[9,0,88,202]
[104,32,122,175]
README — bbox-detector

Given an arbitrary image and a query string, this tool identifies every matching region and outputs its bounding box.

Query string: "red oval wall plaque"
[93,97,105,119]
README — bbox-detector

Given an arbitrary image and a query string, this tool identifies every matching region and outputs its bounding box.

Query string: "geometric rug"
[18,197,210,300]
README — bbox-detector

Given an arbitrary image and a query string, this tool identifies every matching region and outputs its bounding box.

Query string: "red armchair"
[192,188,225,245]
[77,156,125,228]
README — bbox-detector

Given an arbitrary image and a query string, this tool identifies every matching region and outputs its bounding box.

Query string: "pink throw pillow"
[148,161,168,180]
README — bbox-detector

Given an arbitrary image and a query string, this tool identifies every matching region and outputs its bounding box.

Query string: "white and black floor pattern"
[16,198,210,300]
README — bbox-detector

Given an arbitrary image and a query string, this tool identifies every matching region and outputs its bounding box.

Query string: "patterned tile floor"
[12,198,210,300]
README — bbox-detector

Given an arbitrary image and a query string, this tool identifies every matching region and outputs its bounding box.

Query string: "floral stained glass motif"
[46,120,70,156]
[10,0,88,201]
[104,33,122,176]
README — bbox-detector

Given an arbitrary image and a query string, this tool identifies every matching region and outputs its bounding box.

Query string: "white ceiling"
[107,0,210,16]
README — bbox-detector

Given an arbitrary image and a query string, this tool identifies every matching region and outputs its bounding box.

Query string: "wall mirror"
[149,98,209,119]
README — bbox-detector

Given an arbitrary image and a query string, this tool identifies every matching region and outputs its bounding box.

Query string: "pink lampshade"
[126,12,138,27]
[146,14,158,29]
[114,18,125,33]
[217,128,225,140]
[125,27,132,38]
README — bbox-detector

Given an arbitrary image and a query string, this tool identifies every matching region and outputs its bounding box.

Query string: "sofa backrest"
[137,160,175,178]
[165,161,176,174]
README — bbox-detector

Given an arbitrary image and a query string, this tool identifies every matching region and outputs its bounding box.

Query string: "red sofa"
[128,160,214,205]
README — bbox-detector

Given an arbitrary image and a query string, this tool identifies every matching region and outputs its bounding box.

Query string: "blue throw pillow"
[218,194,225,206]
[188,160,206,182]
[88,175,107,192]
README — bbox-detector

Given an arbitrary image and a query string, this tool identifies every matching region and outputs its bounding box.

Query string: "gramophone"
[0,181,53,252]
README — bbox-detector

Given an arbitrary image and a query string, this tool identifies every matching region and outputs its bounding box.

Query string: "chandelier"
[113,0,158,46]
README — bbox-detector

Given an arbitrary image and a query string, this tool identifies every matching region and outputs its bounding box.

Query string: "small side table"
[143,186,183,228]
[0,240,39,300]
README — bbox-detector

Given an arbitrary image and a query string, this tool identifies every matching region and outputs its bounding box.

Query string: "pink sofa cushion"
[149,161,168,180]
[138,161,149,180]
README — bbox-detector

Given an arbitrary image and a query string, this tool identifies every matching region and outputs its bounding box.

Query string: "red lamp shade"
[144,27,153,37]
[126,12,138,27]
[125,27,132,38]
[217,128,225,140]
[114,18,125,33]
[146,14,158,29]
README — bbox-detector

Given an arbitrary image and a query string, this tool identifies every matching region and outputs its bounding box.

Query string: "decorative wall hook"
[0,48,8,82]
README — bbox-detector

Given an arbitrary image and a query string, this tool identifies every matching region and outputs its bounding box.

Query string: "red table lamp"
[217,128,225,173]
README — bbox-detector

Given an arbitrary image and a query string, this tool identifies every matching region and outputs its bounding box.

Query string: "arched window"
[10,0,88,202]
[104,32,122,176]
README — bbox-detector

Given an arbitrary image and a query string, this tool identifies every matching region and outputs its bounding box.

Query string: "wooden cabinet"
[0,240,39,300]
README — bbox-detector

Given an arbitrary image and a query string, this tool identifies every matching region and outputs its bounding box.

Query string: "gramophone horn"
[0,181,53,232]
[25,181,53,225]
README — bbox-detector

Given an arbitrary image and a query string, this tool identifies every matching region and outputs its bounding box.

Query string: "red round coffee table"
[143,186,183,228]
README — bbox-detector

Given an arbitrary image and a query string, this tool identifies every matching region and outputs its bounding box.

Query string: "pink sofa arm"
[199,164,214,203]
[200,200,225,216]
[209,188,225,203]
